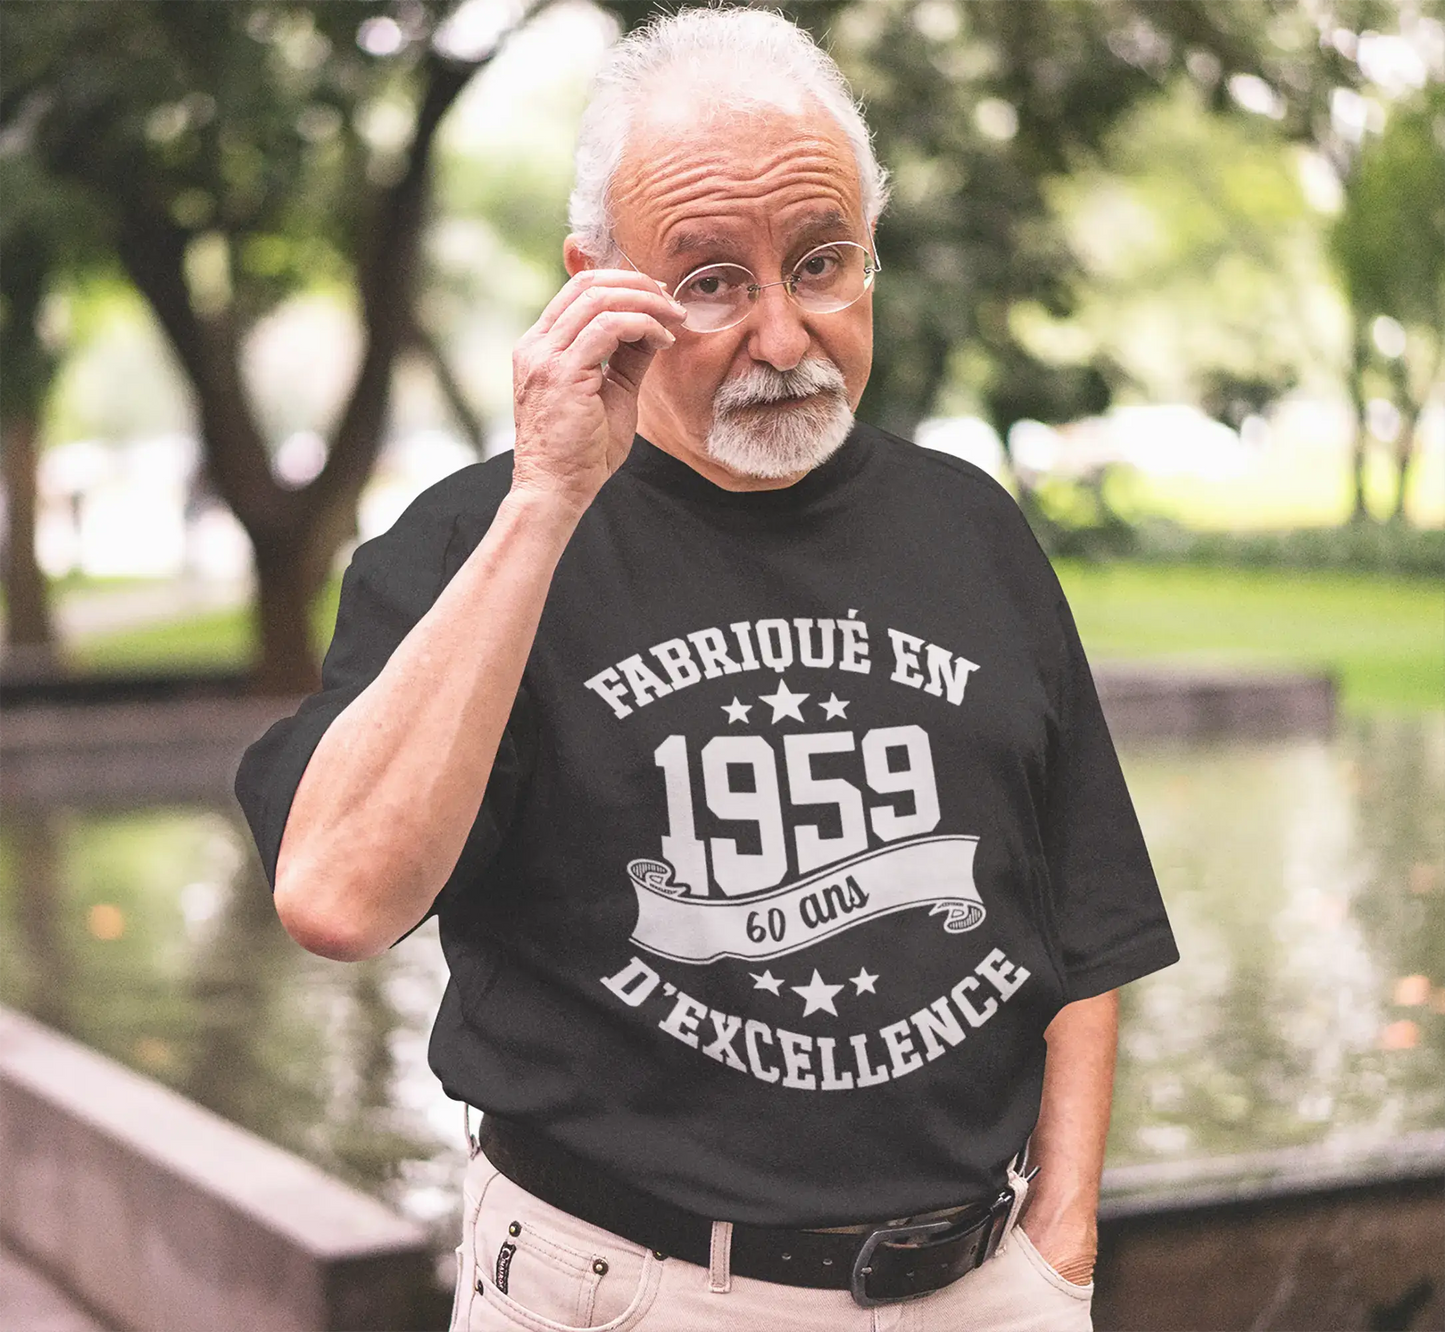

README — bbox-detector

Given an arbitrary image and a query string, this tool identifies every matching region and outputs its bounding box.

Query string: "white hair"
[568,5,890,259]
[705,356,854,478]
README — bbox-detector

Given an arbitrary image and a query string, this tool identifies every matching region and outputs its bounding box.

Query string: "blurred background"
[0,2,1441,1330]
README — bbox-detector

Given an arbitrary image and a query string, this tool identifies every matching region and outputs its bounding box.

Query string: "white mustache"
[714,358,848,412]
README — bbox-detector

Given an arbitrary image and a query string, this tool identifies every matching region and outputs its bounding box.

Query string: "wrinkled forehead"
[610,91,866,260]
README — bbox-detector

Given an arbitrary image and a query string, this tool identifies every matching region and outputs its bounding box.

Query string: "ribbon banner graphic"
[626,834,983,964]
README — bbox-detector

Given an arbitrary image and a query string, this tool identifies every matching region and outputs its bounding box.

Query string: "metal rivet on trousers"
[781,1253,792,1261]
[592,1259,609,1276]
[822,1257,833,1266]
[653,1250,667,1261]
[475,1277,485,1293]
[508,1221,521,1237]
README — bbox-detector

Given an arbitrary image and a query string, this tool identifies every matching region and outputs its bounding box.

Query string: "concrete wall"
[1095,1134,1445,1331]
[1093,664,1335,740]
[0,697,301,806]
[0,1007,436,1332]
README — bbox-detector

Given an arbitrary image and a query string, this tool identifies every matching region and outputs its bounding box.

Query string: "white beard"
[704,358,855,480]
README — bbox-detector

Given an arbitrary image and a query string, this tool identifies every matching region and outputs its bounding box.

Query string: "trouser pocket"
[462,1144,660,1331]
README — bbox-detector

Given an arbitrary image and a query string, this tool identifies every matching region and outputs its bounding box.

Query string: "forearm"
[1020,988,1118,1283]
[274,488,579,961]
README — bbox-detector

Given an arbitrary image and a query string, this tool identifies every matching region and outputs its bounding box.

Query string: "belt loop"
[1003,1161,1031,1237]
[708,1220,733,1293]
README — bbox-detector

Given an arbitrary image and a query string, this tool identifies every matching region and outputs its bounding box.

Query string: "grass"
[69,579,342,675]
[51,563,1445,712]
[1056,561,1443,711]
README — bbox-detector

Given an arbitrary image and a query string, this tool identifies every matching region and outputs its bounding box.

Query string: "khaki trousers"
[450,1139,1093,1332]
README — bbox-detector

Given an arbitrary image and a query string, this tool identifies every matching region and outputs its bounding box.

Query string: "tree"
[1,1,538,691]
[824,3,1363,449]
[2,122,126,668]
[1330,83,1445,525]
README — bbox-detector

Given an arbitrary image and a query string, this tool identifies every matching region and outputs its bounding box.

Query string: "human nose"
[744,279,811,371]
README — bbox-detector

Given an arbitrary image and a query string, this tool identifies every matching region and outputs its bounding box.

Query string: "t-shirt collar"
[621,424,873,513]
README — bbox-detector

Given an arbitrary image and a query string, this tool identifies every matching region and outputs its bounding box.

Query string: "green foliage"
[1030,468,1445,575]
[1151,522,1445,579]
[0,152,111,423]
[1329,81,1445,521]
[1,1,418,327]
[1041,78,1335,414]
[811,0,1362,440]
[1330,83,1445,333]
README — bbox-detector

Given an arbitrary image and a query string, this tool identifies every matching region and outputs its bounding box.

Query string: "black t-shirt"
[234,422,1177,1227]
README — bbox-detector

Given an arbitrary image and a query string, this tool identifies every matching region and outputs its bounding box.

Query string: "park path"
[0,1244,110,1332]
[53,577,250,641]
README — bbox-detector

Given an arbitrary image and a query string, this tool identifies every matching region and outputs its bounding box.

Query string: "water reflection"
[0,801,462,1240]
[1,712,1441,1260]
[1109,712,1445,1169]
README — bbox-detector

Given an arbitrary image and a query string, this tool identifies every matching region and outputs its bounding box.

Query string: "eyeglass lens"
[673,241,876,332]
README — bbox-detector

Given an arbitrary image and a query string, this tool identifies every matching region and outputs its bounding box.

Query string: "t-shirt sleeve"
[1041,591,1179,1001]
[232,471,528,938]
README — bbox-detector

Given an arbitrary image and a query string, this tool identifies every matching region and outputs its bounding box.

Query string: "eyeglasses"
[619,240,881,334]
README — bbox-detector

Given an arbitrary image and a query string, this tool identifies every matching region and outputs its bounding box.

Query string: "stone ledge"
[0,1243,110,1332]
[1099,1129,1445,1219]
[1092,662,1335,740]
[0,697,302,806]
[0,1006,435,1332]
[0,664,1338,805]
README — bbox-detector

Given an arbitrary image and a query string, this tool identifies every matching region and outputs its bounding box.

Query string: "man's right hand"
[510,268,687,516]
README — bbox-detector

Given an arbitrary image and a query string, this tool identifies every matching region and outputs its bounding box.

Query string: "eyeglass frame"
[614,238,882,334]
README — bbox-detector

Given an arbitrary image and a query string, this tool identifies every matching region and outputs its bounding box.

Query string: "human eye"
[796,247,843,279]
[677,264,748,300]
[793,244,857,294]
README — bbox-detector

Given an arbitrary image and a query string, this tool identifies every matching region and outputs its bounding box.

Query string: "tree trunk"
[1,412,58,670]
[411,323,486,456]
[1347,320,1372,524]
[252,537,326,696]
[1385,342,1440,526]
[1387,407,1423,525]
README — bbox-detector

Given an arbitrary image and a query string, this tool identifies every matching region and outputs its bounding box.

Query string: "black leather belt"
[476,1115,1018,1308]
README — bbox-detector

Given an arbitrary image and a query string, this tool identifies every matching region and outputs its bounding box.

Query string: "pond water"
[2,711,1441,1267]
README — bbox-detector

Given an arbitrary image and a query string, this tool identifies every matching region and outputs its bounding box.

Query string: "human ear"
[563,234,598,277]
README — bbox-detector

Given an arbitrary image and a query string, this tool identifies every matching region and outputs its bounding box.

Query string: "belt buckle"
[848,1185,1017,1309]
[849,1218,952,1308]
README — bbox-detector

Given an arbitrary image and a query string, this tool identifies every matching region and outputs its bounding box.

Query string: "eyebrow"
[664,208,855,262]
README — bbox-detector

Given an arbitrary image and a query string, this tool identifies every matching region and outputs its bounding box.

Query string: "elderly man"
[236,8,1176,1330]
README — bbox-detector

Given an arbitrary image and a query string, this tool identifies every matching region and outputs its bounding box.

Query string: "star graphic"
[819,693,850,720]
[850,968,879,995]
[750,970,784,995]
[758,678,809,723]
[791,968,844,1017]
[721,697,752,725]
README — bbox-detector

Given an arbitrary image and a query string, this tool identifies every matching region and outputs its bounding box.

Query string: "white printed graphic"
[626,834,984,963]
[590,614,1020,1093]
[651,725,943,898]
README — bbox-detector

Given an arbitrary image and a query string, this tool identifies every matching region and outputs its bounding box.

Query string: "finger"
[532,269,672,338]
[546,284,686,351]
[568,311,675,372]
[600,336,662,396]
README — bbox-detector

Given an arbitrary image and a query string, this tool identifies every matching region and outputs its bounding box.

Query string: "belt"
[475,1115,1020,1308]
